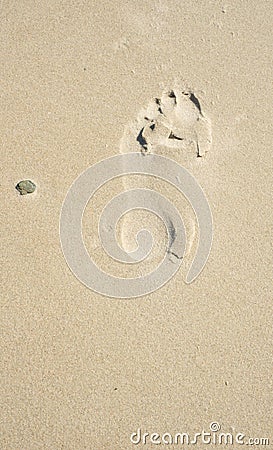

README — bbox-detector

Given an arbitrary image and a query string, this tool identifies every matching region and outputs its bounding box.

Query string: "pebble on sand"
[15,180,36,195]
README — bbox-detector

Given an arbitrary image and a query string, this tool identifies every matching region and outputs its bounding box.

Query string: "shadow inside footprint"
[136,127,148,149]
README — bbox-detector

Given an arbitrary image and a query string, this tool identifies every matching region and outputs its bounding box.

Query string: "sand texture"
[1,0,272,448]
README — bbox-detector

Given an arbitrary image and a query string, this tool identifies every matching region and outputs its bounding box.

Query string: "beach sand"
[1,1,272,448]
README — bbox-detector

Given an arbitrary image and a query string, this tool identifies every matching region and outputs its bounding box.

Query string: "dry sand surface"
[1,0,272,449]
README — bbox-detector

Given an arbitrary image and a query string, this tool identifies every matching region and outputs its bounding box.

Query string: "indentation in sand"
[117,86,212,274]
[121,87,212,157]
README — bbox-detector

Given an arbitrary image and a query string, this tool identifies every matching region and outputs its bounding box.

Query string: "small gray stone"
[16,180,36,195]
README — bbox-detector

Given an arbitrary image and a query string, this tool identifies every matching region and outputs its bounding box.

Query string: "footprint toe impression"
[121,87,211,157]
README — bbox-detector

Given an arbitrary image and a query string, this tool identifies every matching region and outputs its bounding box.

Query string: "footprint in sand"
[120,88,212,157]
[118,87,212,273]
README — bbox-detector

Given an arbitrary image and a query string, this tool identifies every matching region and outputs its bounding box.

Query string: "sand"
[1,0,272,448]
